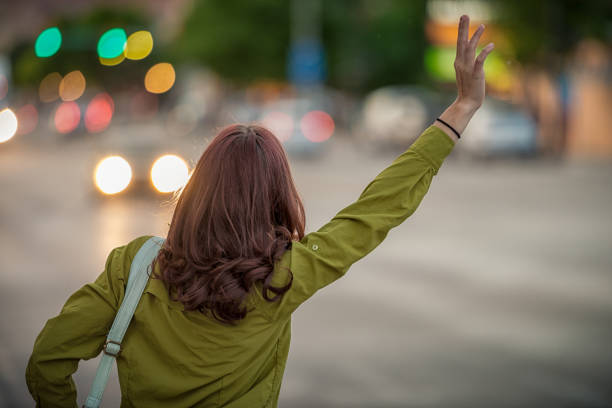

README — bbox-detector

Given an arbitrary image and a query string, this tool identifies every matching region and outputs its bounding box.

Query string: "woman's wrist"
[432,99,479,143]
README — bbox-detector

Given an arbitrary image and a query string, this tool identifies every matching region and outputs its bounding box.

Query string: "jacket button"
[311,244,319,251]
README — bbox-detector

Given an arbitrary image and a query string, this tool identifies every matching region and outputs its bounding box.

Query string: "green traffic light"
[35,27,62,58]
[97,28,127,59]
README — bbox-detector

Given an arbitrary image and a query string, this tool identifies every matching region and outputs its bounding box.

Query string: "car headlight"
[150,154,189,193]
[94,155,132,195]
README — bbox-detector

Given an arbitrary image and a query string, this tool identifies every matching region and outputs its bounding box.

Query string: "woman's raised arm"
[434,14,494,142]
[257,15,494,320]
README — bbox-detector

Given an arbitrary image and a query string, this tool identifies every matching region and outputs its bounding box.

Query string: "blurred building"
[516,39,612,160]
[566,40,612,159]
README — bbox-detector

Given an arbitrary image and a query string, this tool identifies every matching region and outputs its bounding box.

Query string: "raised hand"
[432,14,494,142]
[454,14,494,111]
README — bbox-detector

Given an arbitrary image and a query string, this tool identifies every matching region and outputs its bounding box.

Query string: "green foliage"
[16,0,609,94]
[494,0,612,67]
[175,0,427,92]
[322,0,428,91]
[175,0,291,83]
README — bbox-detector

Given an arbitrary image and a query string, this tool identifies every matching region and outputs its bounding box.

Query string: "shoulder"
[125,235,157,257]
[104,235,157,283]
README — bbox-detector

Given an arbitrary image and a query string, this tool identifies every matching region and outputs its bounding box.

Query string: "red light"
[85,93,114,133]
[16,104,38,135]
[54,101,80,134]
[260,111,294,142]
[300,110,334,143]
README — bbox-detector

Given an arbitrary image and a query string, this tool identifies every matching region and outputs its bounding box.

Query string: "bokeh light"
[0,108,18,143]
[39,72,62,103]
[150,154,189,193]
[480,51,513,92]
[99,53,126,66]
[144,63,176,94]
[425,45,511,90]
[59,70,86,101]
[35,27,62,57]
[16,104,38,136]
[54,101,80,134]
[125,31,154,60]
[97,28,127,59]
[300,110,335,143]
[94,156,132,195]
[260,111,294,142]
[424,46,456,81]
[0,74,7,100]
[85,93,114,133]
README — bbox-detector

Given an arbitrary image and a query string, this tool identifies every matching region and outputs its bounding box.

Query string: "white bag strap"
[83,236,165,408]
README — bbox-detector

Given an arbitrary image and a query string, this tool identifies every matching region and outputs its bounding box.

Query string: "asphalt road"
[1,129,612,407]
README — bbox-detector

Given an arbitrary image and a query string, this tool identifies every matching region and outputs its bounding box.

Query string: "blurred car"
[356,85,449,151]
[357,85,538,158]
[90,122,192,197]
[217,89,337,158]
[459,98,538,158]
[258,94,336,157]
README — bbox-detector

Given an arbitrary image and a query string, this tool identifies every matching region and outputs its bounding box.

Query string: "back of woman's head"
[153,124,305,324]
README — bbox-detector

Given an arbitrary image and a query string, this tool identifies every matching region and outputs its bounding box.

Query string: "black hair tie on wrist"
[435,117,461,139]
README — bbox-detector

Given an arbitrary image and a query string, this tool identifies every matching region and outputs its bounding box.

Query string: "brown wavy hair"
[151,124,305,324]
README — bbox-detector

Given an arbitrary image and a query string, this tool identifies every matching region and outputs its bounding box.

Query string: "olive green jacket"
[26,125,455,407]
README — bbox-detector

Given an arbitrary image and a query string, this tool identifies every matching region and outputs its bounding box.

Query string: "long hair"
[152,124,305,325]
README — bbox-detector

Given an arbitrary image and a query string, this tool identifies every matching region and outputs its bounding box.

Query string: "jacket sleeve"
[260,125,455,319]
[25,236,151,407]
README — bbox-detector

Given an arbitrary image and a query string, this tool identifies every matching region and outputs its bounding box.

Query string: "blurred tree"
[495,0,612,68]
[175,0,428,93]
[323,0,428,92]
[175,0,291,83]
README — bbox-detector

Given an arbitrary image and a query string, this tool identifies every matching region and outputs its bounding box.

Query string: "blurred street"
[2,129,611,407]
[1,0,612,406]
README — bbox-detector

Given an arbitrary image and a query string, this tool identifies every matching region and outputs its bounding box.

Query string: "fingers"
[474,43,495,74]
[456,14,469,57]
[468,24,485,53]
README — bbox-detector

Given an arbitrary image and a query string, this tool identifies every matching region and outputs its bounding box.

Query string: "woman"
[26,15,493,407]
